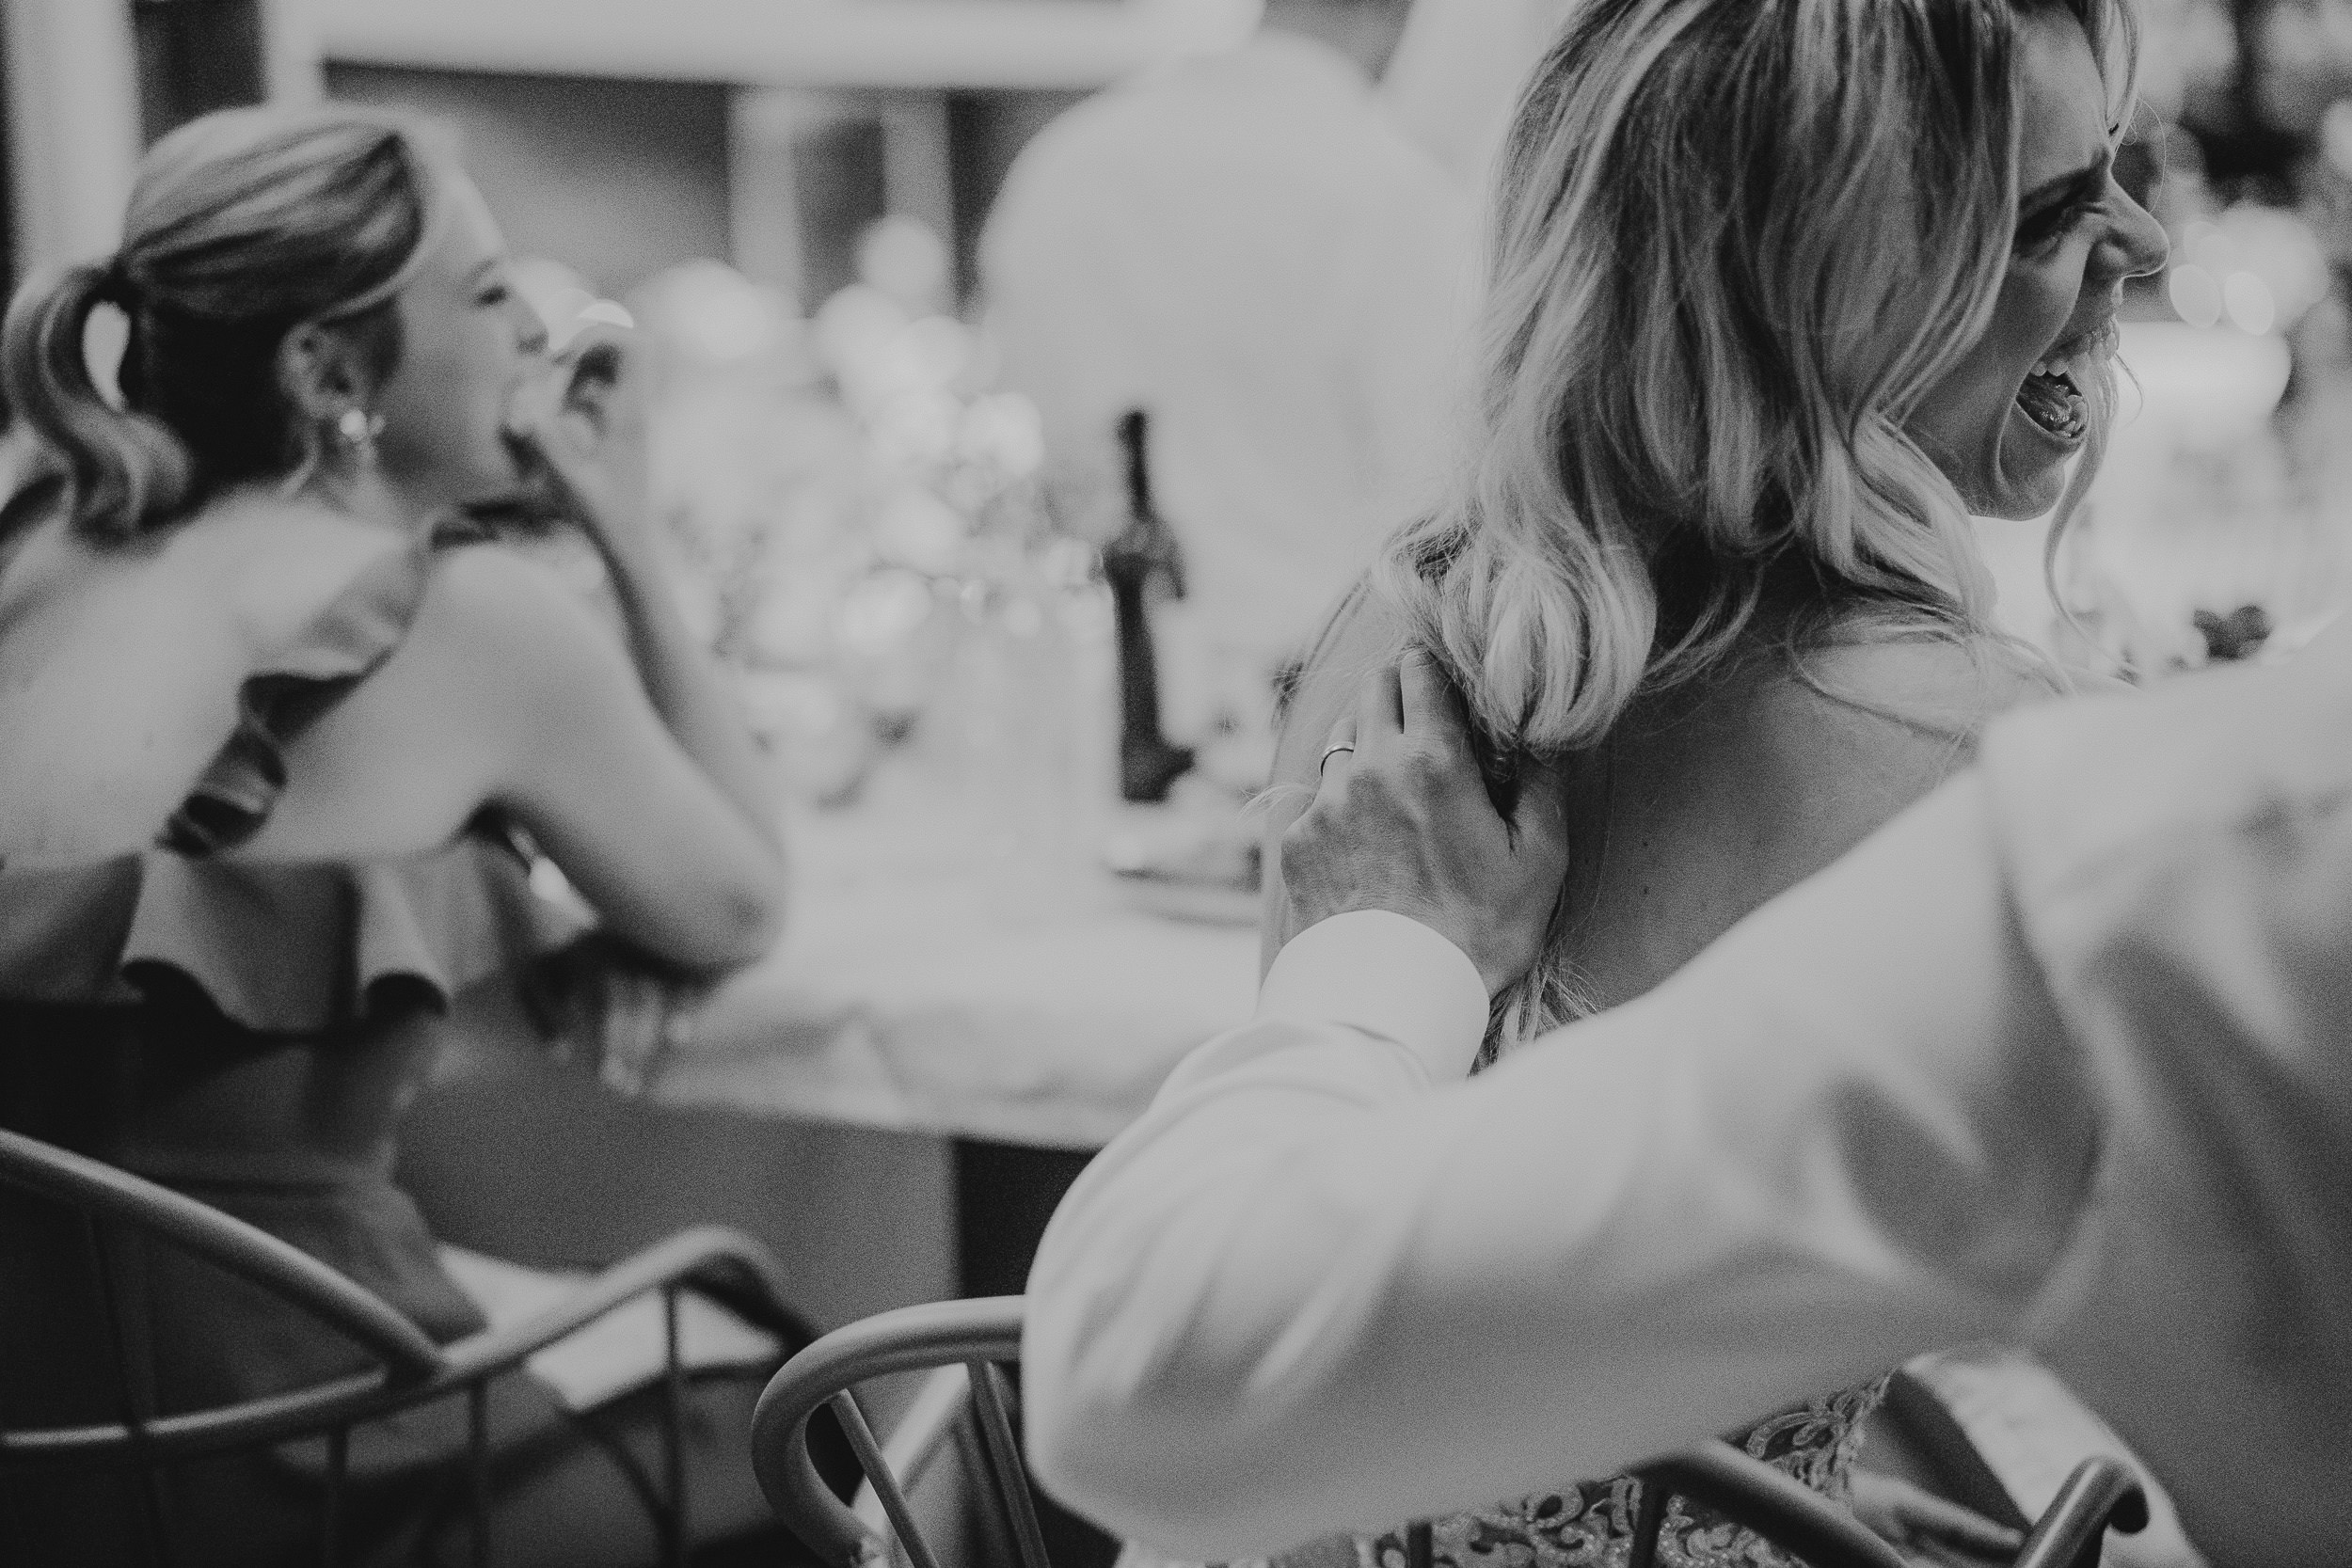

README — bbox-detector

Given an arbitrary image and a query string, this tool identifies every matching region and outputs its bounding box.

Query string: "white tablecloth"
[649,762,1261,1150]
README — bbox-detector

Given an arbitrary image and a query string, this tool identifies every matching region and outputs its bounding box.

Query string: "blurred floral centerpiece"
[618,221,1056,807]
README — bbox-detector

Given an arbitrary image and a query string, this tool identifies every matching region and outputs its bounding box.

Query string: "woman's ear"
[276,321,376,425]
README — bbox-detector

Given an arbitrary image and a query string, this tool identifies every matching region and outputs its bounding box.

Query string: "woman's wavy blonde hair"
[1375,0,2137,1041]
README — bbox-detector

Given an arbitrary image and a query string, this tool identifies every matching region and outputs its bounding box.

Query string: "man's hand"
[1278,649,1568,995]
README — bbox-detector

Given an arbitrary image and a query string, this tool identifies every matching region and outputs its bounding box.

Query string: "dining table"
[660,750,1262,1295]
[402,735,1263,1325]
[663,761,1259,1148]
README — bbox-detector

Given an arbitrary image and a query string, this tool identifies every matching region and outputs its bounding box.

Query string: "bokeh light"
[2169,264,2222,328]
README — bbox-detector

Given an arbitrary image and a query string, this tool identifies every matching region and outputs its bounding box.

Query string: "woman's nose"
[2099,187,2169,284]
[511,298,551,358]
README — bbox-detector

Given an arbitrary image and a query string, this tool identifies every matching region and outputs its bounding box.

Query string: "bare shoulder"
[197,495,400,594]
[0,502,405,859]
[233,543,640,860]
[386,543,644,761]
[1630,632,2059,868]
[1789,631,2068,747]
[1667,631,2048,863]
[407,542,630,704]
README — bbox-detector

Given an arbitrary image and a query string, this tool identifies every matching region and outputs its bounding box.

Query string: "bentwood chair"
[750,1297,2151,1568]
[0,1127,812,1568]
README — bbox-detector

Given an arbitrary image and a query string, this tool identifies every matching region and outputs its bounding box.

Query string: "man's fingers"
[1398,646,1472,763]
[1314,713,1359,795]
[559,322,636,387]
[1354,658,1406,766]
[1508,753,1570,846]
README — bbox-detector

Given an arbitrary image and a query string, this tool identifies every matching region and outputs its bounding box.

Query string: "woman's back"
[1265,587,2074,1017]
[1254,586,2083,1568]
[0,499,421,863]
[0,490,594,1190]
[1534,632,2063,1015]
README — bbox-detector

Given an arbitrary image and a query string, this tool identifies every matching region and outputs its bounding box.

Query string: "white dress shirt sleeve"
[1244,909,1489,1084]
[1022,773,2105,1562]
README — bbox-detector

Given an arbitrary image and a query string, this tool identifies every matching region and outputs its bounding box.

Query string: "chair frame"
[0,1126,810,1568]
[754,1295,1036,1568]
[753,1296,2152,1568]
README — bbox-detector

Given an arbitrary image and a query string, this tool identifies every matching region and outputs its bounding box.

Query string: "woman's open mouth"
[2015,355,2087,445]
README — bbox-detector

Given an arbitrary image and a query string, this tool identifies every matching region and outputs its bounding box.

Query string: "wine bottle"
[1101,409,1195,802]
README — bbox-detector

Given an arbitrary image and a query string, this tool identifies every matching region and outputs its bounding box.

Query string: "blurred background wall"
[9,0,2352,672]
[324,65,735,301]
[0,0,1249,312]
[0,0,1592,322]
[13,3,2352,309]
[306,0,1236,313]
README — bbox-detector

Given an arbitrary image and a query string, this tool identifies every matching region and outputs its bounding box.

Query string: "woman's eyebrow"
[2020,149,2111,211]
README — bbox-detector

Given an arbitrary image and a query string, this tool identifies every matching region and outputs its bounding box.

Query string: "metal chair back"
[753,1297,2153,1568]
[753,1296,1041,1568]
[0,1126,801,1568]
[2013,1458,2151,1568]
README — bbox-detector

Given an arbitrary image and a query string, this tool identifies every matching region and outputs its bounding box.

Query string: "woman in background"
[1250,0,2169,1562]
[0,106,800,1565]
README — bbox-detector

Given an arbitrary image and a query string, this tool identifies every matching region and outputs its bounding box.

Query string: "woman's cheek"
[2014,252,2082,341]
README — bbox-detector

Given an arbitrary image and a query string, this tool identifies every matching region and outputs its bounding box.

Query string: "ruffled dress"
[0,529,784,1567]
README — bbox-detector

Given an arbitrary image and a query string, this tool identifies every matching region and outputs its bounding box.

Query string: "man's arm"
[1023,772,2103,1561]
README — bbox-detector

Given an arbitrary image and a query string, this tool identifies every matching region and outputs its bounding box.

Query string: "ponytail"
[1,262,192,544]
[0,105,445,548]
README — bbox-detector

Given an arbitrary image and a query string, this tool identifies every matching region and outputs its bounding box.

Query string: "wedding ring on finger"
[1318,742,1357,777]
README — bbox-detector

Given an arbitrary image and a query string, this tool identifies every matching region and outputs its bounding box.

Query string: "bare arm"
[257,546,787,971]
[513,329,783,856]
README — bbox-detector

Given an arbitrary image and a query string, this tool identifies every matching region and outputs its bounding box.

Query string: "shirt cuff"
[1256,911,1490,1084]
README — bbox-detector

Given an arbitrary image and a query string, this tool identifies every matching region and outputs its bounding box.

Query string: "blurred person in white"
[1032,0,2190,1562]
[1024,629,2352,1568]
[979,0,1477,773]
[1378,0,1579,185]
[0,105,828,1565]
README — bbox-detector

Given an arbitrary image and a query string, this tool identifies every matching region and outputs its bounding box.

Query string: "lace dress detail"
[1113,1378,1891,1568]
[1339,1378,1889,1568]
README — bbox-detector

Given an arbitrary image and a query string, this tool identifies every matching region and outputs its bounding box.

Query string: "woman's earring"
[281,406,385,499]
[336,405,386,456]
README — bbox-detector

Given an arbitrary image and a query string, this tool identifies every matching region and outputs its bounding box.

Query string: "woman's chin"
[1968,402,2078,520]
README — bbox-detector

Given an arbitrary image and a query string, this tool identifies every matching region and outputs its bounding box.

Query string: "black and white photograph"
[0,1,2345,1564]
